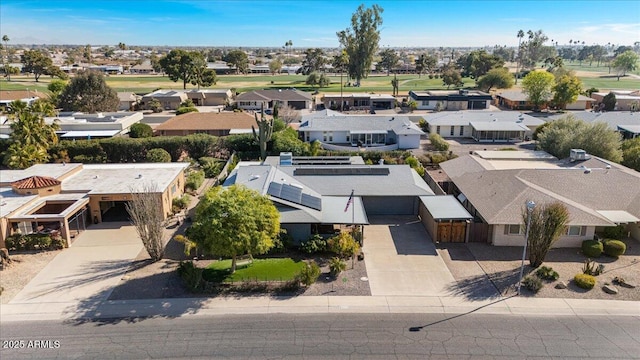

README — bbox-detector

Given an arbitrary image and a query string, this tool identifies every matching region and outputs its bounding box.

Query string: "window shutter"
[580,226,587,236]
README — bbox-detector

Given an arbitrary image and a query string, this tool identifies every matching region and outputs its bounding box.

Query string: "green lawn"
[580,77,640,90]
[203,258,305,283]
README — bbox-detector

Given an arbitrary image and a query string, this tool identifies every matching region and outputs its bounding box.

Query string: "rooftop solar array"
[267,182,322,211]
[291,156,353,165]
[294,167,390,176]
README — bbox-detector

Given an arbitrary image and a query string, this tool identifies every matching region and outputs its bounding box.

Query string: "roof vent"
[137,174,143,179]
[279,152,293,166]
[250,174,260,180]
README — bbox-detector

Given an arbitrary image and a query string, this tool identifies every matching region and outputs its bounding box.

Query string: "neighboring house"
[154,111,256,136]
[117,92,140,111]
[0,90,46,110]
[1,162,188,248]
[130,61,155,74]
[207,61,236,75]
[223,154,470,243]
[421,111,545,142]
[140,90,188,110]
[549,111,640,139]
[185,89,233,107]
[591,90,640,111]
[0,111,144,140]
[236,89,313,111]
[321,93,396,111]
[431,150,640,247]
[495,89,594,110]
[409,90,492,110]
[88,65,123,74]
[298,111,424,150]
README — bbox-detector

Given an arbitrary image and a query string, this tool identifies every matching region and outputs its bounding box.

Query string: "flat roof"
[1,163,83,185]
[470,121,529,131]
[0,188,38,218]
[618,124,640,134]
[60,130,120,138]
[420,195,473,220]
[474,150,558,161]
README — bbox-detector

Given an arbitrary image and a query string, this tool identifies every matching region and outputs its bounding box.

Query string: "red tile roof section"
[11,176,61,189]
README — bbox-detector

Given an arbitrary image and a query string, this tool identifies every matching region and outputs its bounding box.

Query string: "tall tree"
[337,4,383,84]
[477,67,514,92]
[457,50,505,80]
[552,74,582,110]
[378,48,399,76]
[83,44,92,64]
[521,70,555,111]
[224,50,249,74]
[269,58,282,75]
[159,49,207,89]
[299,48,327,75]
[441,65,463,89]
[621,137,640,172]
[522,202,570,268]
[4,99,58,169]
[126,182,166,262]
[47,79,67,106]
[2,35,10,81]
[520,30,550,69]
[305,71,330,89]
[188,185,280,273]
[58,70,119,112]
[611,50,639,80]
[415,53,436,78]
[189,54,217,90]
[20,49,54,82]
[515,30,525,84]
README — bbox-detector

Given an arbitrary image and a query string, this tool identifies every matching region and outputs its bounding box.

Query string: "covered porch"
[470,121,528,142]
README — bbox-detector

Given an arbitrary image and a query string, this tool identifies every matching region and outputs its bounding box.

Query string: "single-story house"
[591,90,640,111]
[495,89,594,110]
[130,61,155,74]
[185,89,233,107]
[321,93,396,111]
[223,154,470,243]
[1,162,188,248]
[298,111,424,150]
[549,111,640,139]
[0,90,46,110]
[154,111,256,136]
[140,90,188,110]
[409,90,492,110]
[236,89,313,111]
[421,111,545,142]
[118,92,140,111]
[431,150,640,247]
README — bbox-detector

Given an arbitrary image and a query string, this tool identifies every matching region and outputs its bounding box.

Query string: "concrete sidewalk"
[1,295,638,322]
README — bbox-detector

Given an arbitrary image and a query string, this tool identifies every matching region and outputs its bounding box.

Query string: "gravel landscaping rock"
[603,284,619,295]
[0,250,61,304]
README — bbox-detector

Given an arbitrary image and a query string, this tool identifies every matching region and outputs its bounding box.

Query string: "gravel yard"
[0,250,61,304]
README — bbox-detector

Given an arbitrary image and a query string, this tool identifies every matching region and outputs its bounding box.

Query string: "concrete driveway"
[9,222,143,305]
[363,216,455,296]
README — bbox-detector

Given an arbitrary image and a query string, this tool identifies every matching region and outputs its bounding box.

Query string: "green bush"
[602,225,626,240]
[582,259,604,276]
[176,106,198,115]
[146,148,172,162]
[300,234,327,254]
[148,99,163,113]
[199,157,223,178]
[180,99,195,108]
[429,133,449,151]
[4,233,64,251]
[581,239,603,258]
[327,232,360,259]
[574,273,596,290]
[185,170,205,191]
[129,123,153,138]
[297,260,321,286]
[268,229,293,255]
[535,266,559,281]
[177,261,203,291]
[172,194,190,213]
[522,275,543,293]
[329,257,346,277]
[603,239,626,257]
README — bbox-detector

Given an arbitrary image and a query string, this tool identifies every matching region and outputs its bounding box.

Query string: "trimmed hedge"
[574,273,596,290]
[5,233,65,252]
[602,225,626,240]
[603,239,626,257]
[581,239,603,258]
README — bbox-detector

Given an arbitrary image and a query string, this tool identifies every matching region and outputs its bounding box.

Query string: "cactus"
[252,104,273,160]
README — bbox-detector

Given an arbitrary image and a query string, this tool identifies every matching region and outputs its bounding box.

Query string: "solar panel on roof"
[301,193,322,211]
[294,167,390,176]
[267,181,322,211]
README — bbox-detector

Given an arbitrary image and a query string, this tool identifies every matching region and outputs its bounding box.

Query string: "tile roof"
[11,176,61,189]
[0,90,48,101]
[155,111,256,131]
[236,89,312,102]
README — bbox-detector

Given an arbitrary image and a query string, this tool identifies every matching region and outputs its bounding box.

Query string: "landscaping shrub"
[329,257,346,278]
[129,123,153,138]
[300,234,327,254]
[404,155,426,177]
[172,194,190,213]
[176,106,198,115]
[327,232,359,259]
[268,229,293,255]
[429,133,449,151]
[602,225,626,240]
[148,99,163,113]
[582,259,604,276]
[574,273,596,290]
[177,261,203,291]
[603,239,626,257]
[297,260,321,286]
[535,266,559,281]
[199,157,223,178]
[185,170,205,191]
[184,134,220,159]
[522,275,543,293]
[581,239,603,258]
[146,148,172,162]
[4,233,64,252]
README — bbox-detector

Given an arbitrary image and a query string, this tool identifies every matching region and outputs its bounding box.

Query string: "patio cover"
[470,122,529,132]
[420,195,472,220]
[60,130,120,138]
[596,210,640,224]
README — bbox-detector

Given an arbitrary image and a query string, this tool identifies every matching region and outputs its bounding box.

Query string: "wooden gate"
[468,223,490,243]
[437,221,467,243]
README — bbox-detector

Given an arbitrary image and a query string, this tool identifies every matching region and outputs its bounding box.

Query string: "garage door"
[288,101,307,110]
[363,196,418,215]
[100,201,131,222]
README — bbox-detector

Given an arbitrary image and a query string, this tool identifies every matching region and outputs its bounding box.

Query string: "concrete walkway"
[363,216,456,296]
[8,223,143,305]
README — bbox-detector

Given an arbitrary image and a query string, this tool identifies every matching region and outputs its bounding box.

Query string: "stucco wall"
[492,224,595,248]
[397,134,420,149]
[281,223,311,244]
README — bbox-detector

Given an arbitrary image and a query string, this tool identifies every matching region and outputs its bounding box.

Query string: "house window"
[450,126,455,136]
[436,126,441,135]
[507,224,522,235]
[323,132,328,142]
[459,126,464,136]
[328,132,333,142]
[422,100,429,106]
[566,226,584,236]
[346,135,350,142]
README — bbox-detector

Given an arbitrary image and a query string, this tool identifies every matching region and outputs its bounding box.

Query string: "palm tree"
[515,30,524,84]
[285,40,293,58]
[6,100,59,169]
[2,35,10,81]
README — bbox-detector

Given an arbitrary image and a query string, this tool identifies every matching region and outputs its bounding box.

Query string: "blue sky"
[1,0,639,47]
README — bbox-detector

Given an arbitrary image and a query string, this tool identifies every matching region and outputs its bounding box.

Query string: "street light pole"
[517,200,536,295]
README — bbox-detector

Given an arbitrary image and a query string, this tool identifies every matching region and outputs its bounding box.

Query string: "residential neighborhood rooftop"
[154,111,256,132]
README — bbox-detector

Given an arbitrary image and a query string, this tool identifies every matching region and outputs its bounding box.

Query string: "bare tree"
[126,182,166,261]
[278,105,301,124]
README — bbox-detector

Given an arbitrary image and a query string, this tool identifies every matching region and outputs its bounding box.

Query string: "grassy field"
[203,258,305,283]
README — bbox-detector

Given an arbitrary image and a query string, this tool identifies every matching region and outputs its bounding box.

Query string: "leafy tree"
[523,202,570,268]
[621,137,640,172]
[552,74,582,110]
[614,45,633,57]
[441,66,463,89]
[457,50,505,80]
[378,48,399,75]
[305,71,330,89]
[611,50,639,80]
[224,50,249,74]
[477,67,514,92]
[337,4,384,84]
[129,123,153,138]
[83,44,92,64]
[521,70,555,111]
[520,30,551,69]
[149,53,163,74]
[58,70,119,112]
[492,46,515,62]
[146,148,171,162]
[253,105,274,160]
[415,53,437,77]
[4,100,58,169]
[176,106,199,115]
[188,185,280,273]
[21,49,53,82]
[271,127,310,156]
[159,50,209,89]
[47,79,67,106]
[269,58,282,75]
[189,54,217,89]
[148,98,163,113]
[299,48,327,75]
[537,115,622,162]
[126,182,166,262]
[602,92,617,111]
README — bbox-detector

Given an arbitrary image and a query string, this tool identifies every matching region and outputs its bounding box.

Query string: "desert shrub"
[129,123,153,138]
[180,99,195,108]
[185,170,205,191]
[174,234,197,256]
[418,119,429,132]
[146,148,172,162]
[175,106,198,115]
[297,260,321,286]
[177,261,203,291]
[581,239,603,258]
[300,234,327,254]
[602,225,626,240]
[582,259,605,276]
[535,266,559,281]
[327,232,360,259]
[603,239,626,257]
[404,155,426,177]
[574,273,596,290]
[148,99,163,113]
[329,257,346,277]
[4,233,64,251]
[198,157,223,178]
[429,153,448,164]
[172,194,190,213]
[522,275,543,293]
[429,133,449,151]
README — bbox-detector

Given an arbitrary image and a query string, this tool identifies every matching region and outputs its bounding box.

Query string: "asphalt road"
[1,313,639,359]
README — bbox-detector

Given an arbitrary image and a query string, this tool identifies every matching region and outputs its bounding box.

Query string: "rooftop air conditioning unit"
[279,152,293,166]
[570,149,588,162]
